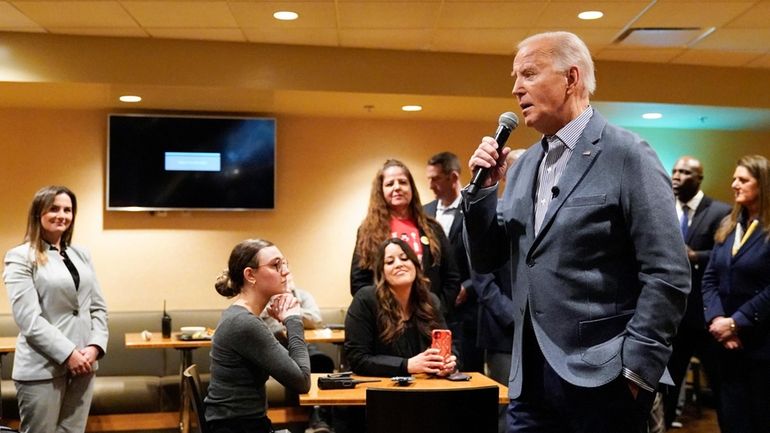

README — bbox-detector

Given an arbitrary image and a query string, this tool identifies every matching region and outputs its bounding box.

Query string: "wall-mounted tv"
[107,114,276,211]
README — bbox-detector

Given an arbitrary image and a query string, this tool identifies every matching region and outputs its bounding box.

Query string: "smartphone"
[431,329,452,360]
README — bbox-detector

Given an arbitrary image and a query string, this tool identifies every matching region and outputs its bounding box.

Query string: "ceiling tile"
[146,28,246,42]
[634,2,755,28]
[339,28,433,50]
[672,48,762,67]
[0,1,43,28]
[437,2,546,29]
[431,28,529,55]
[725,1,770,28]
[526,27,622,48]
[594,47,686,63]
[338,2,441,29]
[242,27,339,46]
[693,28,770,52]
[13,1,138,27]
[121,1,238,28]
[229,2,337,29]
[537,2,650,28]
[50,27,148,37]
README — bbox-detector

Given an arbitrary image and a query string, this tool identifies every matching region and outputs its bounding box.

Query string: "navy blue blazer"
[464,110,691,397]
[702,224,770,360]
[472,263,514,353]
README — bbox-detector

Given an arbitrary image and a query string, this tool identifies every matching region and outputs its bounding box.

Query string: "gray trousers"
[15,373,95,433]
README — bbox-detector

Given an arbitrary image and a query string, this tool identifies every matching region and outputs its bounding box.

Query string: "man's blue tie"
[680,205,689,238]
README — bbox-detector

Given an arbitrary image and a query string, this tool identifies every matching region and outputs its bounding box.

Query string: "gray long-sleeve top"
[204,304,311,422]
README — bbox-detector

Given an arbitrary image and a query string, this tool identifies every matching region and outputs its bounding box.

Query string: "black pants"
[717,350,770,433]
[507,318,653,433]
[209,415,273,433]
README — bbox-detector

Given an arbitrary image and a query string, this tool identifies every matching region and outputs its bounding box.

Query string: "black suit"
[664,195,731,426]
[424,199,485,371]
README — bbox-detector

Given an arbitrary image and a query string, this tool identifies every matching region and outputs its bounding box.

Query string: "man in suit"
[463,31,691,433]
[664,156,731,427]
[425,152,485,372]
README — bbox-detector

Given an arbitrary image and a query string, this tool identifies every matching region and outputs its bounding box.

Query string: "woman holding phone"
[345,237,457,377]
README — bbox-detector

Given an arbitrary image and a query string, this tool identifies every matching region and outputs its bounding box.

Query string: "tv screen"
[107,114,276,211]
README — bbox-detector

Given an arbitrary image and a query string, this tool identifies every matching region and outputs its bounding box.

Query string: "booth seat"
[0,307,346,431]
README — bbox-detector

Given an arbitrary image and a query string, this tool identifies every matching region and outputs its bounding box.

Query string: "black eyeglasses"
[256,258,288,273]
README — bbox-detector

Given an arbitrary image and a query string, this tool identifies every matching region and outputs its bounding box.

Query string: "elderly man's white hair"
[517,31,596,97]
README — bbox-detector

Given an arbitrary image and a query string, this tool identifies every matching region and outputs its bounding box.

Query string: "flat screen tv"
[107,114,276,211]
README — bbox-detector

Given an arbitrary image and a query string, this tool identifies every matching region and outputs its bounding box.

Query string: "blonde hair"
[715,155,770,243]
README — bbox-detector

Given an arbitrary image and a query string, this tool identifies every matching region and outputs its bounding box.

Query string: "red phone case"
[431,329,452,359]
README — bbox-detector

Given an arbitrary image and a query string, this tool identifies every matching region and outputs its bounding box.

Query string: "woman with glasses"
[350,159,460,324]
[702,155,770,433]
[205,239,311,433]
[3,185,109,433]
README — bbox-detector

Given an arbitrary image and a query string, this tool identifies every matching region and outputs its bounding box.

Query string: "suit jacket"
[702,225,770,360]
[3,243,109,381]
[424,199,475,321]
[463,110,691,398]
[679,196,731,330]
[350,220,461,319]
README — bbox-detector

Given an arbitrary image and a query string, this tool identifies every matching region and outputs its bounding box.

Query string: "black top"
[344,285,453,377]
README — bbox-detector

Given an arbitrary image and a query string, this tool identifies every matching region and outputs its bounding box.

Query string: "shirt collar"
[678,190,704,212]
[540,106,593,152]
[437,195,462,212]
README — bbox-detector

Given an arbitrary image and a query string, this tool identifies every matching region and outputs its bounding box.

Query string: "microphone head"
[498,112,519,130]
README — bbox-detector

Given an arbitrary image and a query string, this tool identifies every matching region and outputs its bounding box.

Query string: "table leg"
[0,353,5,420]
[179,349,194,433]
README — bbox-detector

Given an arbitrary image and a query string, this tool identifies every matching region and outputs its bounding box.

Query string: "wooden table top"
[299,372,509,406]
[125,328,344,349]
[0,337,16,354]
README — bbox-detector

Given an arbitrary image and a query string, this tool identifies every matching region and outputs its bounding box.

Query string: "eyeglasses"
[256,258,289,273]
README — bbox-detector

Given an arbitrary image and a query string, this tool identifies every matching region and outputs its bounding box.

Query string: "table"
[0,337,16,420]
[125,328,345,432]
[299,372,509,406]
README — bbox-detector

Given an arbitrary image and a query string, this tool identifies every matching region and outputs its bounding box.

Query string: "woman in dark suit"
[350,159,460,322]
[3,186,109,433]
[702,154,770,433]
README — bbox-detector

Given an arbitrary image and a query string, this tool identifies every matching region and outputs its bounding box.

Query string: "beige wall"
[1,108,768,314]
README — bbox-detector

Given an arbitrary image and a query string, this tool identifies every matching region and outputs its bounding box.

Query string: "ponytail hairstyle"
[215,239,274,298]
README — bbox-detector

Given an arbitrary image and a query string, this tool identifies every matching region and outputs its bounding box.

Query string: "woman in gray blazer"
[3,186,108,433]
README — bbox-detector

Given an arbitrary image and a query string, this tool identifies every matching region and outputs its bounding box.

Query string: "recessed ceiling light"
[119,95,142,103]
[578,10,604,20]
[273,11,299,21]
[642,112,663,120]
[401,105,422,112]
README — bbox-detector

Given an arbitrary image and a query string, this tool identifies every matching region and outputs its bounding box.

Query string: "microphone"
[467,112,519,196]
[551,186,560,198]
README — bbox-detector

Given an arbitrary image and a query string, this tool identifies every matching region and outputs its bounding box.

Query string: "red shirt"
[389,217,424,260]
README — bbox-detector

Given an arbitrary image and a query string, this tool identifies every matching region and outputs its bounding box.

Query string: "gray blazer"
[464,110,691,398]
[4,243,109,381]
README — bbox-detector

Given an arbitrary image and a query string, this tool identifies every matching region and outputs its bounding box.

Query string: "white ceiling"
[1,0,768,69]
